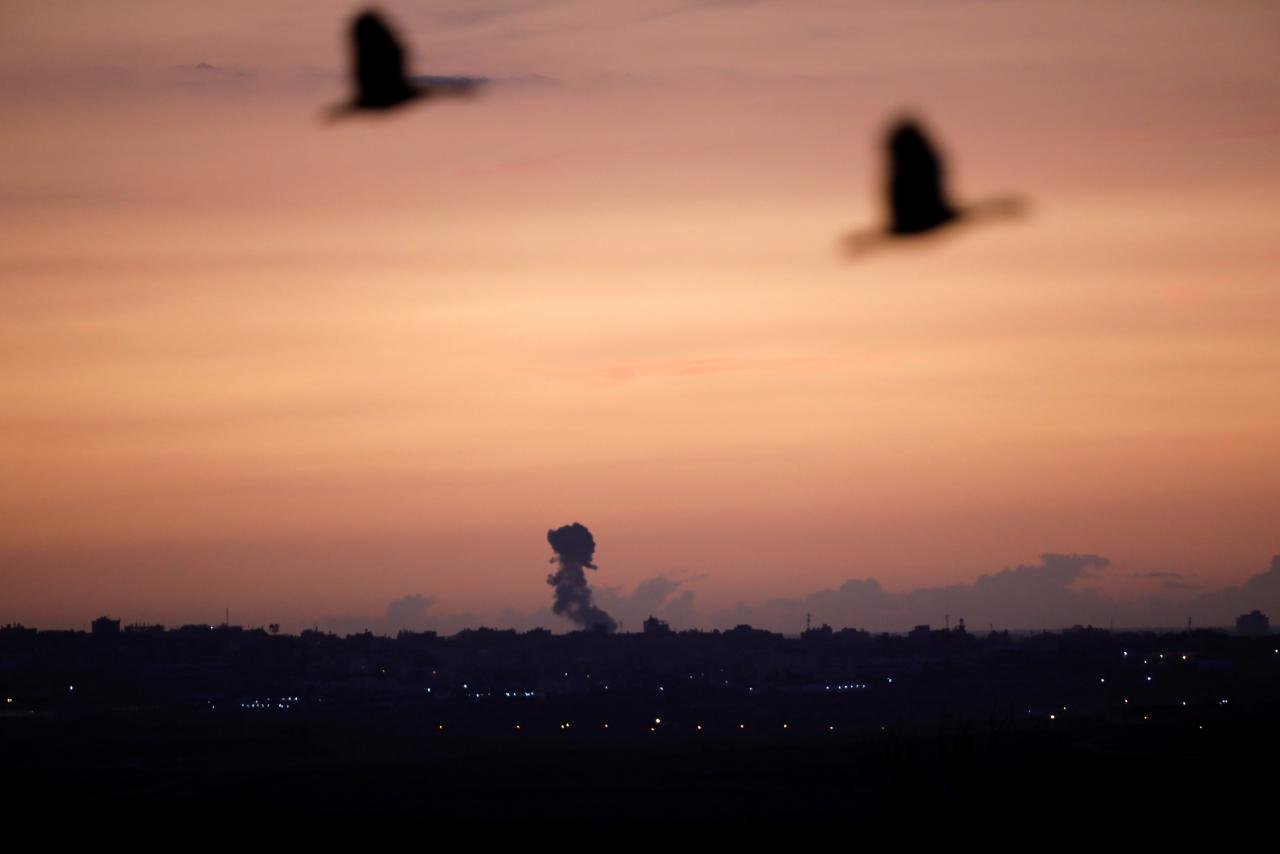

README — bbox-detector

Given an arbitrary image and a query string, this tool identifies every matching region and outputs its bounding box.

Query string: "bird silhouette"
[843,116,1024,255]
[327,10,485,119]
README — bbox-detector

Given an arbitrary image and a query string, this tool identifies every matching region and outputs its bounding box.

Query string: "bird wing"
[886,120,955,234]
[352,12,414,107]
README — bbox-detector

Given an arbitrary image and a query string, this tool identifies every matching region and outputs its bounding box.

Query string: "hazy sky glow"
[2,1,1279,632]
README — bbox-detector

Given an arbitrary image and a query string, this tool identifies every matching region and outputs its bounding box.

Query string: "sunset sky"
[2,1,1278,632]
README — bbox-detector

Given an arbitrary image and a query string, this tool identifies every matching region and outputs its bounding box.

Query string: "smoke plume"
[546,522,616,632]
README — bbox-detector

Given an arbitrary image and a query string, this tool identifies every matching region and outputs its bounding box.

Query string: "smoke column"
[546,522,617,632]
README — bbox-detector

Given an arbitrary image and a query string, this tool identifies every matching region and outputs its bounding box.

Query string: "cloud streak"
[313,555,1280,637]
[718,553,1115,632]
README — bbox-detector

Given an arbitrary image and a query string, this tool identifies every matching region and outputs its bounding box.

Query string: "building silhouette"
[1235,610,1270,637]
[91,616,120,636]
[642,616,672,636]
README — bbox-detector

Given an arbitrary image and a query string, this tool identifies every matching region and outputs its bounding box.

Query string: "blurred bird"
[843,116,1024,255]
[327,10,486,119]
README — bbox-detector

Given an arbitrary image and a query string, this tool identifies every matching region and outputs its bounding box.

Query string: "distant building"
[91,616,120,636]
[1236,610,1270,637]
[643,616,672,636]
[909,624,931,639]
[801,622,834,641]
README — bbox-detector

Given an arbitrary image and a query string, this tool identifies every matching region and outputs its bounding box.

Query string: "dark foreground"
[4,709,1276,831]
[5,623,1278,832]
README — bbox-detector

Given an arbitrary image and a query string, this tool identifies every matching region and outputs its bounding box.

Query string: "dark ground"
[4,708,1274,833]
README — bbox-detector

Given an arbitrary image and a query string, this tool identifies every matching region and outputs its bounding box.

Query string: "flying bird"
[843,116,1025,255]
[327,10,486,119]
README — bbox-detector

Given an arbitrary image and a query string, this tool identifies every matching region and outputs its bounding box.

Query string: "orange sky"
[2,1,1279,631]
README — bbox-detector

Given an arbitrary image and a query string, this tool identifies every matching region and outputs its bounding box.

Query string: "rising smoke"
[546,522,617,632]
